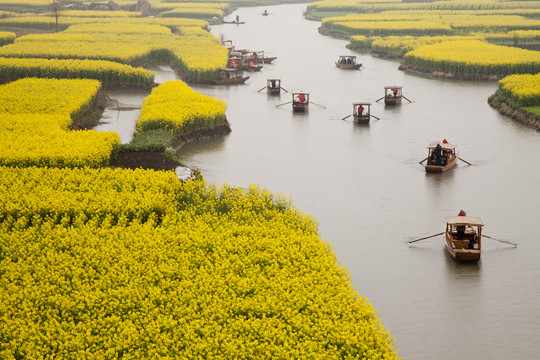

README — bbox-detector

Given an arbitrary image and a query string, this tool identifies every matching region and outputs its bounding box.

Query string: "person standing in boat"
[358,105,364,116]
[392,88,398,98]
[236,15,240,23]
[457,210,466,240]
[434,143,442,165]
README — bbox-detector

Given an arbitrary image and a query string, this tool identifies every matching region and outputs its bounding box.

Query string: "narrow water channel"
[98,4,540,358]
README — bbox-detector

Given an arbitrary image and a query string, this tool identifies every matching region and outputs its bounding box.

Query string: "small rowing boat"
[425,141,457,173]
[292,91,309,112]
[212,69,249,85]
[384,86,402,106]
[352,102,371,124]
[336,55,362,70]
[445,216,483,262]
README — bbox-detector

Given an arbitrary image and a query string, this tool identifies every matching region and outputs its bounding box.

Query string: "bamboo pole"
[457,157,473,165]
[275,101,292,107]
[483,234,517,247]
[408,232,444,244]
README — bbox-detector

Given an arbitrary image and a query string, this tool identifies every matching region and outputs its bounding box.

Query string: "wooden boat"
[221,40,234,51]
[425,142,457,173]
[247,51,277,64]
[292,91,309,112]
[384,86,402,106]
[445,216,483,262]
[336,55,362,69]
[212,69,249,85]
[352,102,371,124]
[266,78,282,95]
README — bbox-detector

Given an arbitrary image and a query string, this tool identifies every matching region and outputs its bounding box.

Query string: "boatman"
[392,87,398,98]
[457,210,466,240]
[358,105,364,115]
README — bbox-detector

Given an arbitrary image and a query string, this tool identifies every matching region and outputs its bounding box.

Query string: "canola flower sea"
[0,167,401,359]
[0,21,228,81]
[403,40,540,76]
[496,73,540,108]
[137,80,227,134]
[0,78,119,168]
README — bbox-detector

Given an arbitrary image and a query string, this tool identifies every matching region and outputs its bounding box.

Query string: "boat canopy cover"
[384,86,402,89]
[426,143,457,150]
[446,216,484,226]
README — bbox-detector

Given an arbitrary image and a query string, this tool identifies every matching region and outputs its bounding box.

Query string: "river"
[100,4,540,359]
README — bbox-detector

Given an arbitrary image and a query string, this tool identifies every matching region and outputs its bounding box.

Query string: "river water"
[100,4,540,358]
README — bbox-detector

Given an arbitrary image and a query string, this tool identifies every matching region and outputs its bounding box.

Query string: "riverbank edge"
[110,120,232,171]
[398,63,504,81]
[488,94,540,131]
[68,89,231,171]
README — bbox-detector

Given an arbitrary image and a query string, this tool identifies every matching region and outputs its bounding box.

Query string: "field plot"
[0,19,228,81]
[137,80,227,134]
[403,39,540,77]
[0,78,119,168]
[0,170,400,359]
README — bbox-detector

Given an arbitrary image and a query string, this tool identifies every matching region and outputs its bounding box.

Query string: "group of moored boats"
[213,40,277,85]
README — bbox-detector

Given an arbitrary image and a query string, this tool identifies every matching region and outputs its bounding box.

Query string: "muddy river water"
[99,4,540,358]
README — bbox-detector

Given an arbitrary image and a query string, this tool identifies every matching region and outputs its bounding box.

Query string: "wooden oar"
[310,101,327,109]
[403,95,413,103]
[275,101,291,107]
[483,234,517,247]
[408,232,444,244]
[371,114,381,120]
[280,86,289,92]
[257,86,266,92]
[457,157,473,165]
[375,96,385,102]
[342,114,352,120]
[419,157,428,164]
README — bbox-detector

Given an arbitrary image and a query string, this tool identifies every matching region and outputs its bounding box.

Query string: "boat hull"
[293,103,308,112]
[425,156,457,173]
[445,244,481,262]
[268,87,281,95]
[384,96,402,106]
[353,114,370,124]
[445,233,481,262]
[212,76,249,85]
[336,62,362,70]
